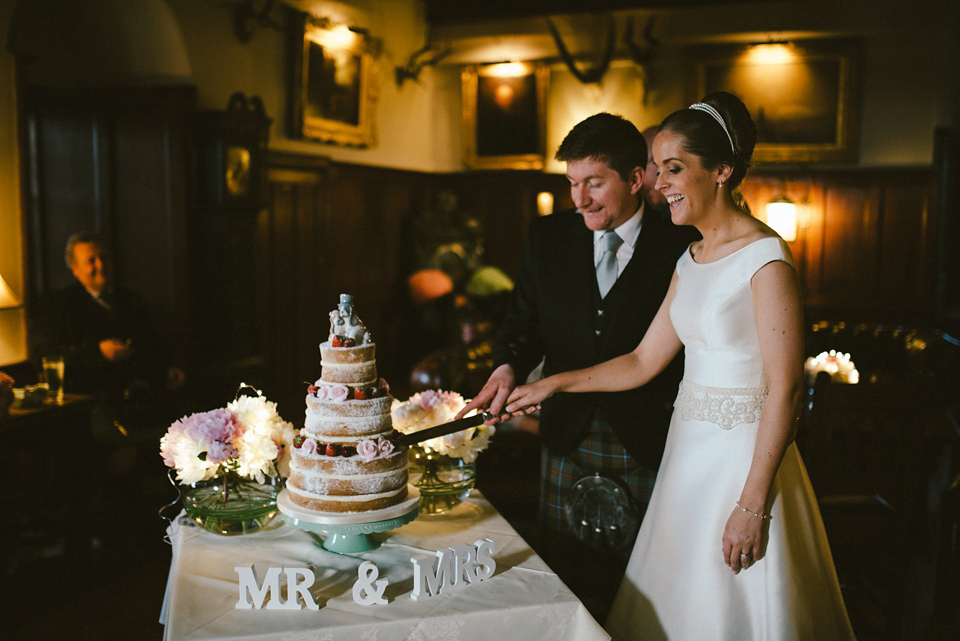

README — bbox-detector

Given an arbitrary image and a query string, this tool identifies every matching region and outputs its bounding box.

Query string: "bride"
[505,92,856,640]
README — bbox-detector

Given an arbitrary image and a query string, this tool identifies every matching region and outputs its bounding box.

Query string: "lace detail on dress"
[674,380,768,430]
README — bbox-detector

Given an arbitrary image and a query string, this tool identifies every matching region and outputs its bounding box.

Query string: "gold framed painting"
[462,62,549,170]
[290,14,379,148]
[694,39,861,163]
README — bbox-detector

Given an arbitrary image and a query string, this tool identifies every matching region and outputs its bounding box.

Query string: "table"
[161,490,610,641]
[2,394,95,557]
[2,392,95,431]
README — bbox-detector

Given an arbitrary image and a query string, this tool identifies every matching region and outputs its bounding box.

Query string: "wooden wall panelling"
[820,182,879,308]
[21,86,195,362]
[112,89,193,353]
[745,169,935,323]
[441,171,571,280]
[262,159,328,419]
[25,97,110,296]
[876,175,936,316]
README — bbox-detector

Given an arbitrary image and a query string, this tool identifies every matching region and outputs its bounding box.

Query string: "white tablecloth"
[160,490,610,641]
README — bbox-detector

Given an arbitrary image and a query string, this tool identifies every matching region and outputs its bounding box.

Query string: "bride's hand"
[722,506,767,574]
[504,378,556,413]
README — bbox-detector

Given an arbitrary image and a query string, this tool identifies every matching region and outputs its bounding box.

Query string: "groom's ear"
[628,166,644,195]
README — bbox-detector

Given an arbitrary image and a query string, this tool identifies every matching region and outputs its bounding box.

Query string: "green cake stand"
[277,486,420,554]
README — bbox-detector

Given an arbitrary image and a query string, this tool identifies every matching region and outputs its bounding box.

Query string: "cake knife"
[396,408,532,446]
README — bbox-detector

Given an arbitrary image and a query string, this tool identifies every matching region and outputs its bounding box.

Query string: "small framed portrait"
[290,14,379,148]
[461,62,549,170]
[694,39,861,163]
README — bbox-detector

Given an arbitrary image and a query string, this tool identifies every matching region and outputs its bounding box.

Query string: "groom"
[459,113,697,614]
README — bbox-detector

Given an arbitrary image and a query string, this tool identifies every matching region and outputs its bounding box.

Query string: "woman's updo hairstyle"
[658,91,757,191]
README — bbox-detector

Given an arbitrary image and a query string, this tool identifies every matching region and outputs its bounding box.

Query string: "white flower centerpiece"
[392,390,495,514]
[160,388,295,535]
[804,350,860,384]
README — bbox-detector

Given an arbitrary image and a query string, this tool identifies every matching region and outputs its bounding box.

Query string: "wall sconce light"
[536,192,554,216]
[0,274,25,367]
[0,275,21,309]
[765,197,798,242]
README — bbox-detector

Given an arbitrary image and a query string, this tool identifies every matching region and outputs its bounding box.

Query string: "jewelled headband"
[689,102,735,155]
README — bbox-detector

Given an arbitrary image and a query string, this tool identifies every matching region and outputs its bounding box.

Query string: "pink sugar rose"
[329,385,349,402]
[301,437,318,455]
[357,439,378,460]
[314,385,329,401]
[377,438,395,457]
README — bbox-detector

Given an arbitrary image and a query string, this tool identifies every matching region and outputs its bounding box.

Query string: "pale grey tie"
[597,231,623,298]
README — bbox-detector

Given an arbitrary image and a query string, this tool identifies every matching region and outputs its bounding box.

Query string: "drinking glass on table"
[41,356,65,404]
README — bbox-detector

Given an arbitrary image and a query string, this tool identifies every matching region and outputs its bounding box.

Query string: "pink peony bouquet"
[160,391,295,486]
[391,390,495,463]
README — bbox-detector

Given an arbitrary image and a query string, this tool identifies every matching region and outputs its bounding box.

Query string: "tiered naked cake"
[286,295,408,513]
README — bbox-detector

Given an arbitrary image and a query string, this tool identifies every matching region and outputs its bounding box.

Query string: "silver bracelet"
[736,501,771,521]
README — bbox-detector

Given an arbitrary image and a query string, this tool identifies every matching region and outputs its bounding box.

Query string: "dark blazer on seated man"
[492,205,696,470]
[30,232,184,443]
[31,281,169,399]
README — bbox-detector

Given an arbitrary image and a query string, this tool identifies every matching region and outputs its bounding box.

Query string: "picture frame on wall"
[290,14,379,148]
[694,39,861,163]
[461,62,549,170]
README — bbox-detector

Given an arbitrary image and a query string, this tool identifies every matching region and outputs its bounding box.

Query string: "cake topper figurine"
[329,294,371,344]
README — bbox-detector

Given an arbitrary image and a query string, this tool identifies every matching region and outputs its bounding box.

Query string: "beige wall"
[164,0,958,172]
[167,0,463,172]
[0,0,26,365]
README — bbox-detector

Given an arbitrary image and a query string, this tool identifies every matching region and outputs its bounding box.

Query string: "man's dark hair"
[554,113,647,181]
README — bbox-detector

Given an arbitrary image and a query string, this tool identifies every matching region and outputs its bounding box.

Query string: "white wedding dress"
[605,237,856,640]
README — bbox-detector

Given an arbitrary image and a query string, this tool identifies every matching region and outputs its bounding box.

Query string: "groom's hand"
[456,364,516,423]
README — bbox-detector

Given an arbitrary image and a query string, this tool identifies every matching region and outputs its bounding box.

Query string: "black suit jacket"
[492,206,699,469]
[29,283,169,397]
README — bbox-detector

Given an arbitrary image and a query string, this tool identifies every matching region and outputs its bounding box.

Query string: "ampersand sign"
[352,561,389,605]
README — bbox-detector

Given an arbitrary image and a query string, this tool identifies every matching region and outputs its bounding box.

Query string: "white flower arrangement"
[804,350,860,384]
[391,390,495,463]
[160,390,296,486]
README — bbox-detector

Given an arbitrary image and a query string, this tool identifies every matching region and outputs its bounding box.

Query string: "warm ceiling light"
[312,24,357,48]
[484,62,530,78]
[745,43,797,65]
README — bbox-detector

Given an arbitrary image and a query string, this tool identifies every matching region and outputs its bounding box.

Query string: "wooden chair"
[801,372,931,640]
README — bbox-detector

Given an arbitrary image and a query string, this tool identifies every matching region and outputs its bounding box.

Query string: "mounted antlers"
[546,14,616,85]
[233,0,282,43]
[546,13,660,85]
[396,42,453,87]
[624,15,660,66]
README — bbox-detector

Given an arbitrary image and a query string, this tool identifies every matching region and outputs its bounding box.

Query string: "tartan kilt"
[540,419,657,535]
